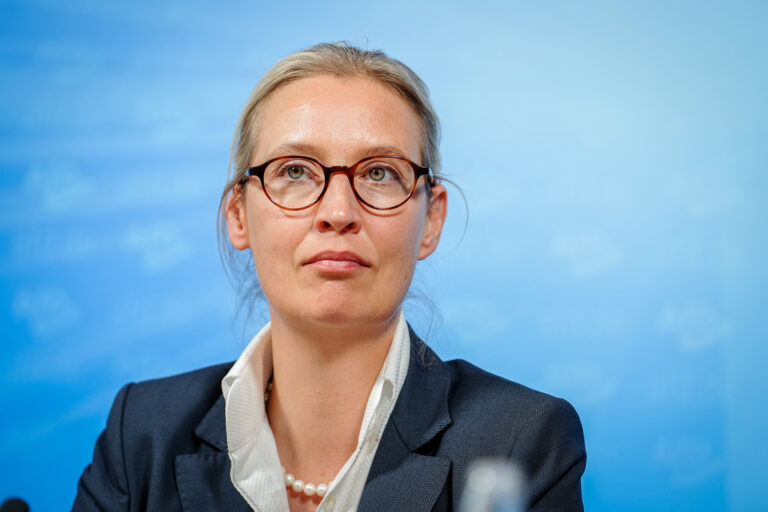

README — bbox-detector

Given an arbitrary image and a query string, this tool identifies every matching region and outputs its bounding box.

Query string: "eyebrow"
[266,142,410,162]
[266,142,320,160]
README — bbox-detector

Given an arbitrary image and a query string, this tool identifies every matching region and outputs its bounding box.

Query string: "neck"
[266,308,401,485]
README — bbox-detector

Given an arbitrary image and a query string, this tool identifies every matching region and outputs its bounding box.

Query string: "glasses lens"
[263,158,324,208]
[354,158,415,208]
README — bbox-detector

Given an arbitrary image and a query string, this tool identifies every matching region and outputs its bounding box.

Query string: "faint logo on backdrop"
[121,221,192,272]
[24,162,93,214]
[658,302,731,352]
[11,287,80,337]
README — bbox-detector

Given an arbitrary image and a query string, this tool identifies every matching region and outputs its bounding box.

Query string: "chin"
[299,299,398,331]
[301,303,368,326]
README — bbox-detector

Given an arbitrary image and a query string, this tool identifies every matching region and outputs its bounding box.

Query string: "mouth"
[303,251,371,273]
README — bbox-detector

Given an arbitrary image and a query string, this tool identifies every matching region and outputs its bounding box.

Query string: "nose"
[313,172,362,234]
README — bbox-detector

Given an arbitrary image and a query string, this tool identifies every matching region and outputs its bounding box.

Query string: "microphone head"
[0,498,29,512]
[459,459,527,512]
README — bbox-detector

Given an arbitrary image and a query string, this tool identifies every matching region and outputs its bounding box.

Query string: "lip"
[303,251,371,272]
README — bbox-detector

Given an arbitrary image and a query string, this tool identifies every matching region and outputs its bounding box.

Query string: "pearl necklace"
[265,377,330,498]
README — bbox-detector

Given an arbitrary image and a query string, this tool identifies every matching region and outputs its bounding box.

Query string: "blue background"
[1,1,767,510]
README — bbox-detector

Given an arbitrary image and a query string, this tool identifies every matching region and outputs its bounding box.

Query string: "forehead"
[252,74,423,164]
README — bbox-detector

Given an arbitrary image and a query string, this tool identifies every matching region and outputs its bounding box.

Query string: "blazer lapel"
[174,395,252,512]
[172,330,454,512]
[358,330,453,512]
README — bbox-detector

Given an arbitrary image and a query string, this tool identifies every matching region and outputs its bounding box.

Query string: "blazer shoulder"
[128,362,233,403]
[120,363,233,442]
[444,358,574,418]
[408,334,582,440]
[441,358,584,458]
[441,359,586,510]
[74,363,236,511]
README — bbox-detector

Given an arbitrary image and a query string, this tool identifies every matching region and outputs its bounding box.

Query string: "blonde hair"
[218,42,442,304]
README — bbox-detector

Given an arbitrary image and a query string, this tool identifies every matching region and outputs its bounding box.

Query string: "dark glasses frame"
[240,155,434,211]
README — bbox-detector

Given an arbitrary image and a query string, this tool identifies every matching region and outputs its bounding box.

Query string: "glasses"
[242,155,433,211]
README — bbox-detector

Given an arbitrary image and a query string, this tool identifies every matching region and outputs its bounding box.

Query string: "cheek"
[375,213,425,274]
[246,208,302,278]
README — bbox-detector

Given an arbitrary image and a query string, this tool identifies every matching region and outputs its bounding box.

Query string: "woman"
[73,43,585,512]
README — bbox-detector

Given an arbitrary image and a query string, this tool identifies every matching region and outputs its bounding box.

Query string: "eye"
[285,165,308,180]
[271,160,322,182]
[368,166,389,182]
[362,163,404,184]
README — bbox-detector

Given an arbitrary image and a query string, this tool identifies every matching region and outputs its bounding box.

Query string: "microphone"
[459,459,527,512]
[0,498,29,512]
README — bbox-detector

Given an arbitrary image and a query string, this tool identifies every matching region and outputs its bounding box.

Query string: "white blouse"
[221,312,411,512]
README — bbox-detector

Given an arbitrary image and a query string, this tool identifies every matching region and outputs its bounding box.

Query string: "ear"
[226,185,251,250]
[418,183,447,260]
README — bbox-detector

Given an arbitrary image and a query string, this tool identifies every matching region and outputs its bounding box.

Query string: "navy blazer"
[73,333,586,511]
